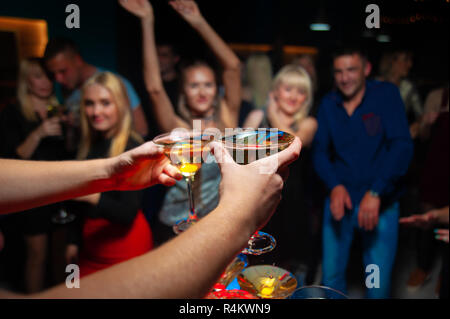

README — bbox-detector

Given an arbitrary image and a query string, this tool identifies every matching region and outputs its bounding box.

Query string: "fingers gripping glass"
[221,128,295,255]
[153,130,213,234]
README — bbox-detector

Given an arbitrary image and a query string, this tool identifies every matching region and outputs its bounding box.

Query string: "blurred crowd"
[0,0,447,299]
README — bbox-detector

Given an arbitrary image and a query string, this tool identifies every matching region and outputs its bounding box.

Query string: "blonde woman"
[120,0,242,245]
[65,72,152,277]
[0,58,68,293]
[243,64,319,272]
[244,64,317,146]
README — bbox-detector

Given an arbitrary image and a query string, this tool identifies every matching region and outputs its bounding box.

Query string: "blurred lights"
[309,23,331,31]
[376,35,391,43]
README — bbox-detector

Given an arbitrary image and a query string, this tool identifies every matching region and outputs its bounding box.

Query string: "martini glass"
[289,285,348,299]
[237,265,297,299]
[153,130,213,234]
[221,128,295,255]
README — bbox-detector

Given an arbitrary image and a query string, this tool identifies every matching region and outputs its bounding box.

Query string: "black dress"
[0,104,69,235]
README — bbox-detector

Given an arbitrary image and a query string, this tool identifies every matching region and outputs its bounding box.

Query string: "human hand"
[210,137,301,231]
[119,0,154,21]
[399,210,440,229]
[169,0,204,27]
[72,193,101,205]
[107,141,183,191]
[435,229,449,243]
[37,117,62,138]
[330,185,353,221]
[65,244,79,265]
[358,191,381,231]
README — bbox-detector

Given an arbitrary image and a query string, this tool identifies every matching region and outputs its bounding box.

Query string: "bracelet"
[369,190,380,198]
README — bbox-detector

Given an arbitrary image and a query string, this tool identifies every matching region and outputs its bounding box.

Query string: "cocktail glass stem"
[185,176,198,221]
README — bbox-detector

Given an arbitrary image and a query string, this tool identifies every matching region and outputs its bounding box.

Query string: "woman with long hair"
[120,0,241,245]
[65,72,152,277]
[0,58,67,293]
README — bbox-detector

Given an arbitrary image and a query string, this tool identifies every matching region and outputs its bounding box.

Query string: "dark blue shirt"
[312,80,414,204]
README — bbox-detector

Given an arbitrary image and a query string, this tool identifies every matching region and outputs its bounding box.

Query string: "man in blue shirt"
[312,46,413,298]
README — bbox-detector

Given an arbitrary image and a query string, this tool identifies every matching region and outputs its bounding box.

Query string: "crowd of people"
[0,0,448,299]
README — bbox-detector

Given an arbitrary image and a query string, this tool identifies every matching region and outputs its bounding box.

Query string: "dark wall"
[0,0,118,71]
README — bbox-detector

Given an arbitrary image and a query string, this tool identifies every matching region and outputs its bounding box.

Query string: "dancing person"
[120,0,242,245]
[0,58,69,293]
[0,137,302,298]
[312,46,414,298]
[377,49,422,138]
[44,37,148,139]
[64,72,153,277]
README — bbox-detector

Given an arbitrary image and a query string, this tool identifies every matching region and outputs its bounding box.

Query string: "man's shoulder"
[367,79,399,94]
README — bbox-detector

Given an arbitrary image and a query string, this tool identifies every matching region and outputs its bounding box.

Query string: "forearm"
[33,201,254,299]
[141,18,181,132]
[15,129,42,159]
[191,18,240,71]
[0,158,113,215]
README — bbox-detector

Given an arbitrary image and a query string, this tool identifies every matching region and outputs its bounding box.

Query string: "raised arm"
[170,0,241,123]
[119,0,188,132]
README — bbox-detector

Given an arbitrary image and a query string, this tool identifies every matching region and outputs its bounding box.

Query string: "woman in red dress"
[65,72,152,277]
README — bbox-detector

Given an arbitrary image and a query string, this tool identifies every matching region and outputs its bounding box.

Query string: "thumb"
[209,141,235,169]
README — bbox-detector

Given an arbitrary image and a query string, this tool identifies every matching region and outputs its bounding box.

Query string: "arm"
[0,141,182,215]
[242,109,264,128]
[170,0,242,124]
[267,94,318,147]
[16,117,63,159]
[400,206,449,228]
[119,0,188,132]
[132,105,149,138]
[32,137,301,299]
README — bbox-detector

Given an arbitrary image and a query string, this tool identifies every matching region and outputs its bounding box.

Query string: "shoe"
[407,268,431,293]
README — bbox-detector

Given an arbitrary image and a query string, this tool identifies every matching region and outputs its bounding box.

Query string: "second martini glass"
[221,128,295,255]
[153,130,213,234]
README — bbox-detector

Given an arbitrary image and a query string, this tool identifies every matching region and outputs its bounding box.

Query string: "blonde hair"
[244,54,273,109]
[78,72,143,159]
[17,58,58,122]
[272,64,313,122]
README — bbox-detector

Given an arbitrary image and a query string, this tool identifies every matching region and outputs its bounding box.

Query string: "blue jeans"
[321,198,399,298]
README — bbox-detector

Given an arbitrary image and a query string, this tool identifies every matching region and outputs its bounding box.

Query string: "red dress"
[72,137,153,278]
[79,210,152,277]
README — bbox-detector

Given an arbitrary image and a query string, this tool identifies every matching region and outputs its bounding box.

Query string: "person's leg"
[24,233,48,293]
[362,202,399,299]
[322,197,355,295]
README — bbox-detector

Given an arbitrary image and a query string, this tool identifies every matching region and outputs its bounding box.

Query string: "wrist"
[368,190,380,198]
[33,128,43,141]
